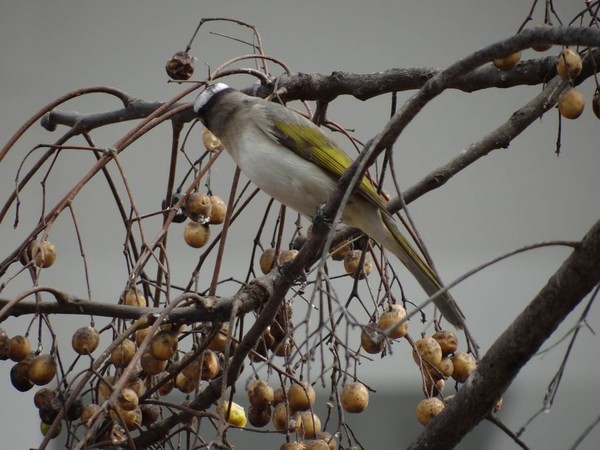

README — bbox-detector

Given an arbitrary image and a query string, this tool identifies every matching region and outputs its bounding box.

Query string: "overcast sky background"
[1,1,599,449]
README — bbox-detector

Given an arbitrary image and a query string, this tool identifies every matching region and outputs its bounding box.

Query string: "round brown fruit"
[111,406,142,430]
[186,192,212,222]
[280,442,306,450]
[330,239,352,261]
[412,337,443,367]
[451,351,477,382]
[124,287,146,307]
[377,304,408,339]
[0,328,9,360]
[72,326,100,355]
[431,330,458,356]
[248,404,272,428]
[34,388,56,409]
[316,431,337,450]
[304,439,329,450]
[175,372,197,394]
[27,354,57,385]
[288,381,316,411]
[531,24,553,52]
[150,330,178,361]
[556,48,582,79]
[593,92,600,120]
[259,248,276,274]
[416,397,445,426]
[558,88,585,119]
[209,195,227,224]
[11,356,34,392]
[202,127,224,153]
[141,403,161,427]
[344,250,372,279]
[247,379,275,409]
[340,381,369,413]
[118,388,139,411]
[298,410,321,439]
[436,356,454,378]
[272,402,298,432]
[80,403,100,426]
[183,221,210,248]
[493,51,521,71]
[8,335,31,362]
[200,349,220,380]
[273,387,285,405]
[110,339,136,368]
[135,327,153,347]
[32,241,57,268]
[140,350,168,375]
[278,249,299,265]
[360,327,385,354]
[40,420,62,438]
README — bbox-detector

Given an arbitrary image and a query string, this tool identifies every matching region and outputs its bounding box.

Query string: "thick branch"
[409,218,600,449]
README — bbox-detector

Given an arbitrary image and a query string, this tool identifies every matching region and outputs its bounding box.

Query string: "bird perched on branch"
[194,83,464,329]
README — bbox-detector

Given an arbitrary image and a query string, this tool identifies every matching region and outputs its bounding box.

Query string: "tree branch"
[409,218,600,449]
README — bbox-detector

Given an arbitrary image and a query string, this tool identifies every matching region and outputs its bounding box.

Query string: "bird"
[193,83,465,329]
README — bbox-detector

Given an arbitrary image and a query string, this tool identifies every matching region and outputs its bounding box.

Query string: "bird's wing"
[252,101,387,210]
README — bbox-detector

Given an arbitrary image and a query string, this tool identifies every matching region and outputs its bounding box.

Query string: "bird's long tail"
[379,212,465,329]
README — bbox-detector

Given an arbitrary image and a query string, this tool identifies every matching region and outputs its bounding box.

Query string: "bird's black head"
[193,83,232,127]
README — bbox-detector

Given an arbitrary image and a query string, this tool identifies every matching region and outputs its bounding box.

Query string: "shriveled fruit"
[493,51,521,71]
[416,397,445,426]
[27,354,57,385]
[377,304,408,339]
[216,401,247,427]
[8,335,31,362]
[209,195,227,224]
[451,351,477,382]
[183,221,210,248]
[111,406,142,430]
[150,330,178,361]
[110,339,136,368]
[431,330,458,356]
[558,88,585,119]
[248,404,271,427]
[186,192,212,223]
[259,248,276,274]
[288,381,316,411]
[298,410,321,439]
[247,379,274,409]
[272,402,299,432]
[278,249,299,265]
[124,287,146,307]
[556,48,582,79]
[202,127,224,152]
[165,51,195,81]
[32,241,57,268]
[72,326,100,355]
[413,337,443,367]
[344,250,372,279]
[340,382,369,413]
[360,327,385,354]
[593,92,600,120]
[531,24,553,52]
